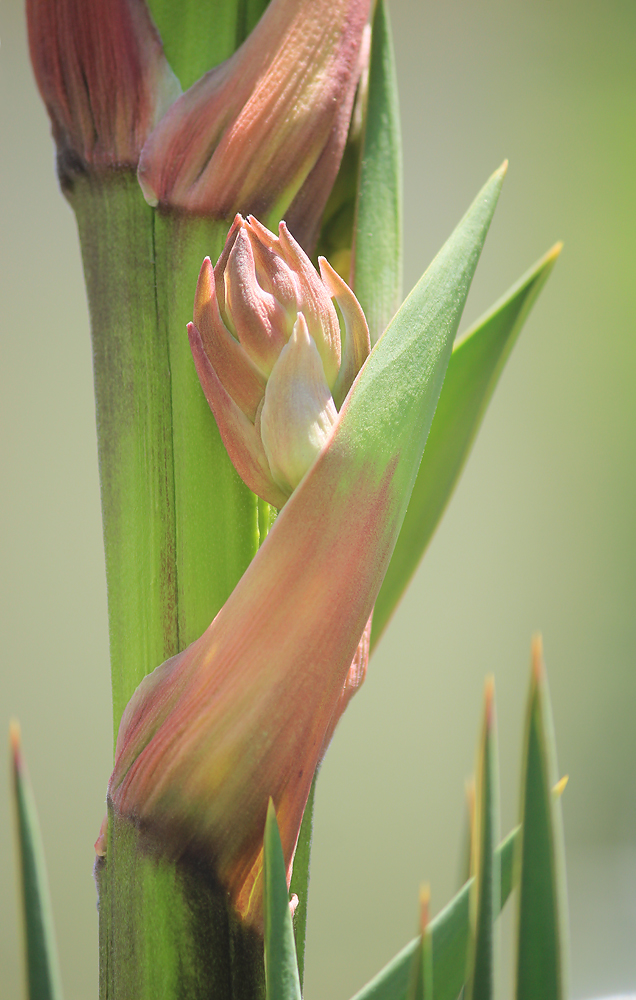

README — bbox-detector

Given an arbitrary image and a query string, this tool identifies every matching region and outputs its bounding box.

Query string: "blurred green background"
[1,0,635,996]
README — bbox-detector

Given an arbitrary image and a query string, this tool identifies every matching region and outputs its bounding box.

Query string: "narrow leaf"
[352,0,403,344]
[515,638,568,1000]
[264,800,302,1000]
[349,825,520,1000]
[465,680,500,1000]
[457,778,475,890]
[372,243,562,645]
[408,887,434,1000]
[10,722,64,1000]
[289,776,316,986]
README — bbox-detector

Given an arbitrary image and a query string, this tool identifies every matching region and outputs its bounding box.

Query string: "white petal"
[260,313,338,494]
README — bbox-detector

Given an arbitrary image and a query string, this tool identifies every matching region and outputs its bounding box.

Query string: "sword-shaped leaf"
[515,639,569,1000]
[10,722,64,1000]
[372,243,562,645]
[407,887,434,1000]
[352,0,403,344]
[264,800,302,1000]
[465,680,500,1000]
[349,826,519,1000]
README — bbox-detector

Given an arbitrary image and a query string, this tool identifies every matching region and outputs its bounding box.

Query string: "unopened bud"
[27,0,180,179]
[189,215,370,507]
[138,0,371,249]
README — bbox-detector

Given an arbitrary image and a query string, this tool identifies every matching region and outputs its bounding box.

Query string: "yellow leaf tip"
[9,718,21,761]
[419,883,431,933]
[531,633,544,682]
[484,674,496,726]
[553,774,569,798]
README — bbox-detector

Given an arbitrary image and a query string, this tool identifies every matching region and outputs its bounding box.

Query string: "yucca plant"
[9,0,573,997]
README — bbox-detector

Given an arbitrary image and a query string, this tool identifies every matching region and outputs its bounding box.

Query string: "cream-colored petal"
[260,314,338,494]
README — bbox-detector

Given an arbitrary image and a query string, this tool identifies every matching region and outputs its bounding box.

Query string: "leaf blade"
[352,0,403,345]
[349,825,520,1000]
[515,639,569,1000]
[10,723,64,1000]
[264,800,302,1000]
[465,680,500,1000]
[372,243,562,645]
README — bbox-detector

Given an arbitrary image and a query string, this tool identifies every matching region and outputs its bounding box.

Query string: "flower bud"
[26,0,180,178]
[138,0,371,249]
[189,215,371,507]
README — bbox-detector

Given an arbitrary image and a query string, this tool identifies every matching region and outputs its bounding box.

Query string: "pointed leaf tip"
[10,728,64,1000]
[264,801,302,1000]
[419,884,431,933]
[531,634,544,683]
[372,238,560,647]
[9,718,21,762]
[483,676,496,729]
[515,641,568,1000]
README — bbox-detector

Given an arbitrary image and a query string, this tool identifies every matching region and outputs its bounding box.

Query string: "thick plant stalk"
[153,213,262,647]
[67,173,264,996]
[70,174,179,736]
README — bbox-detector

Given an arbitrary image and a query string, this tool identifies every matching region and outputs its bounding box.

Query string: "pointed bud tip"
[553,774,569,798]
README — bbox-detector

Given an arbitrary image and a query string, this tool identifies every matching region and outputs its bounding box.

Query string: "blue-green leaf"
[10,722,64,1000]
[264,800,302,1000]
[515,639,568,1000]
[372,243,562,645]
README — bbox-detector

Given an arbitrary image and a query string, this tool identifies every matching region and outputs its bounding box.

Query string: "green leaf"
[349,826,520,1000]
[407,890,434,1000]
[465,681,500,1000]
[340,162,507,516]
[264,801,302,1000]
[289,775,316,987]
[372,243,562,645]
[457,779,475,890]
[10,723,64,1000]
[352,0,403,344]
[515,639,568,1000]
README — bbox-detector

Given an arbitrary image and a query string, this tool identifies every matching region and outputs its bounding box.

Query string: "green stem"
[70,173,179,739]
[154,213,260,647]
[96,809,264,1000]
[71,178,265,998]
